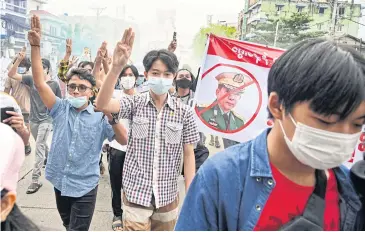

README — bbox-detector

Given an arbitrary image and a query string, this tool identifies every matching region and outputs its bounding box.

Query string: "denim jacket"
[175,129,364,231]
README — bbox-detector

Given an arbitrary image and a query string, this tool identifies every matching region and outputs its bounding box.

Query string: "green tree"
[193,24,237,59]
[249,13,327,49]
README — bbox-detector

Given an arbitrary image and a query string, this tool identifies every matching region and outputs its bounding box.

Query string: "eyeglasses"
[67,84,92,93]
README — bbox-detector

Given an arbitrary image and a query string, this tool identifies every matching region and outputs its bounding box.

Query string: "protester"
[107,64,139,231]
[0,92,30,146]
[96,28,200,231]
[0,122,39,231]
[7,48,61,195]
[5,49,32,154]
[59,39,106,174]
[173,68,209,175]
[27,15,128,231]
[175,39,365,230]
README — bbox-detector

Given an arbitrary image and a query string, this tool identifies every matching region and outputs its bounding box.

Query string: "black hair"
[66,68,96,87]
[268,38,365,120]
[18,57,31,71]
[174,69,196,90]
[41,58,51,74]
[119,65,139,80]
[1,189,39,231]
[143,49,179,73]
[78,61,94,70]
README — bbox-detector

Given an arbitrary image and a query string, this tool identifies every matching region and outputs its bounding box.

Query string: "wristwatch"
[108,117,119,125]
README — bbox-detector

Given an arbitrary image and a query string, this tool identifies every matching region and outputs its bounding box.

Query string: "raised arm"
[58,39,73,83]
[8,47,26,81]
[95,28,135,114]
[28,15,57,109]
[92,42,107,88]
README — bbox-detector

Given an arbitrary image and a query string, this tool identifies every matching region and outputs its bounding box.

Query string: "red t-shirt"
[254,164,340,231]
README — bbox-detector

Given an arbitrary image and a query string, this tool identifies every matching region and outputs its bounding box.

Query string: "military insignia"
[208,118,218,127]
[233,74,244,83]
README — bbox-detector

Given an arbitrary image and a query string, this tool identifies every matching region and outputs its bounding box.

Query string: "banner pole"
[190,33,212,109]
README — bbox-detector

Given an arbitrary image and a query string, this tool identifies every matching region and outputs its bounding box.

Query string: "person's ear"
[1,192,16,222]
[144,71,148,80]
[268,92,283,120]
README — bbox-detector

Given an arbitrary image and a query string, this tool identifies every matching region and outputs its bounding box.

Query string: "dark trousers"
[107,147,126,217]
[54,186,98,231]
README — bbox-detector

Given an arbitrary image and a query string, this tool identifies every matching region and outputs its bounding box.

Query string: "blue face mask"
[136,76,145,86]
[148,76,173,95]
[67,95,88,108]
[17,67,26,74]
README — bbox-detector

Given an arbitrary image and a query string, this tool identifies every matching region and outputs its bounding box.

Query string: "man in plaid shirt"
[96,28,200,231]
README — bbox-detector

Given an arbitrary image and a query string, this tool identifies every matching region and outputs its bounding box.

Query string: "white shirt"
[109,89,136,151]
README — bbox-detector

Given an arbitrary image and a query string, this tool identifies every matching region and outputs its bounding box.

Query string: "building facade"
[239,0,362,40]
[28,10,67,71]
[0,0,28,57]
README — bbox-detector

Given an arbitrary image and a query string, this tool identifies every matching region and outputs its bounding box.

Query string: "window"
[339,7,345,16]
[277,5,283,12]
[50,26,57,36]
[297,6,305,13]
[319,7,325,14]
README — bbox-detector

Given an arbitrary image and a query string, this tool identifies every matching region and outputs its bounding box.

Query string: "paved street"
[16,133,224,231]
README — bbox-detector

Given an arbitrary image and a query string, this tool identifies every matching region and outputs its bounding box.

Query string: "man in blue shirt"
[27,15,128,230]
[176,39,365,230]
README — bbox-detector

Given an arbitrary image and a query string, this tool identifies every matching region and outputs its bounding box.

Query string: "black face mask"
[176,78,192,89]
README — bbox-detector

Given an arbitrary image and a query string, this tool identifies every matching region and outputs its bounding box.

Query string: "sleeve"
[49,97,67,119]
[4,77,12,89]
[103,119,115,142]
[21,75,33,87]
[55,82,62,98]
[118,95,135,120]
[174,168,218,231]
[58,60,69,83]
[182,108,200,145]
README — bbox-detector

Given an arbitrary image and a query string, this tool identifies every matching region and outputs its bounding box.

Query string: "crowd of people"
[1,14,365,231]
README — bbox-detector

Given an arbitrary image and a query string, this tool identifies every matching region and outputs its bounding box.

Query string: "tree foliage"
[248,13,327,48]
[193,24,237,59]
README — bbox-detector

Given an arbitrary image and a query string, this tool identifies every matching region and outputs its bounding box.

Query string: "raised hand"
[100,41,107,58]
[66,39,72,55]
[168,40,177,53]
[68,55,79,68]
[17,47,26,61]
[112,28,135,68]
[28,15,41,46]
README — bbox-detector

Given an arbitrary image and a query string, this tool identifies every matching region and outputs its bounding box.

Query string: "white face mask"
[279,114,361,170]
[120,76,135,90]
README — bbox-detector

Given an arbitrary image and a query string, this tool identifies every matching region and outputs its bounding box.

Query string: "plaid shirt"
[119,93,200,208]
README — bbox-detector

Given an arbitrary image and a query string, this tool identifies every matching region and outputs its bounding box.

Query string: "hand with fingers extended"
[112,28,135,68]
[28,15,42,47]
[68,55,79,68]
[66,38,72,55]
[16,47,26,62]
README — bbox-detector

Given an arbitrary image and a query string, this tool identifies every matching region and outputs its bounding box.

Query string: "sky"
[44,0,245,48]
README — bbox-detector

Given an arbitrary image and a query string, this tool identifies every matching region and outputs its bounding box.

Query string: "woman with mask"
[108,64,138,231]
[1,123,39,231]
[173,69,209,176]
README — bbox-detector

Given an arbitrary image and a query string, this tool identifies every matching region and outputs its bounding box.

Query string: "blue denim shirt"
[45,97,114,197]
[175,129,363,231]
